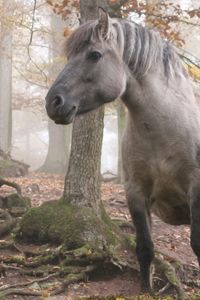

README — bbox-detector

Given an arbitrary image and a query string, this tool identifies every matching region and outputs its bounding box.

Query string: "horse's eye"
[87,51,102,62]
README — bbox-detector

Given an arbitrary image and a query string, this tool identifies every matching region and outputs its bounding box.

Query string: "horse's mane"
[121,20,187,79]
[66,18,187,79]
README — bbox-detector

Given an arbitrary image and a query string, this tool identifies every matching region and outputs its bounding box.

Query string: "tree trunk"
[80,0,109,23]
[0,0,13,154]
[40,12,72,173]
[64,0,108,216]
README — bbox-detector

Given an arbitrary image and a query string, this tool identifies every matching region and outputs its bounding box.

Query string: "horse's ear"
[98,7,112,40]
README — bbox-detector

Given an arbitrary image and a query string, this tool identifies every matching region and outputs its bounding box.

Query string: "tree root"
[0,260,96,299]
[0,177,21,194]
[0,273,58,291]
[0,288,42,298]
[0,209,16,237]
[0,243,199,300]
[154,254,188,300]
[0,241,119,298]
[1,240,198,299]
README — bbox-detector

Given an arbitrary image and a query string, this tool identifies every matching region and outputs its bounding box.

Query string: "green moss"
[0,159,14,168]
[123,233,136,250]
[16,200,123,251]
[6,193,31,208]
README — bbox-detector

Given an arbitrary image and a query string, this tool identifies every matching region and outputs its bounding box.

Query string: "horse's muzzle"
[45,85,77,125]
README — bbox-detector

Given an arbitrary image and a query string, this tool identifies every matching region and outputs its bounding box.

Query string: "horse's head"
[45,10,126,124]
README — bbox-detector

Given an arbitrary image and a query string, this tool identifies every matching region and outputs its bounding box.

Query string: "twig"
[27,0,48,86]
[0,263,21,272]
[157,282,171,294]
[29,0,37,46]
[180,54,200,69]
[0,288,42,299]
[0,273,59,292]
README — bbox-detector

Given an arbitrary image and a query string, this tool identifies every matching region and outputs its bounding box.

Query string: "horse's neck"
[121,69,200,144]
[121,71,164,114]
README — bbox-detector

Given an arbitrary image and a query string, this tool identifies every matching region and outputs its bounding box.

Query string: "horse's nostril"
[53,95,64,108]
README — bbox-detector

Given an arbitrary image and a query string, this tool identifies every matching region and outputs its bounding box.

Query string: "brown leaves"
[188,9,200,18]
[111,1,200,48]
[46,0,200,48]
[63,27,73,37]
[46,0,79,19]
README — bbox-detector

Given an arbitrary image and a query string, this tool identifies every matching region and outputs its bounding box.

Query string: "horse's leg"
[190,184,200,266]
[126,186,154,293]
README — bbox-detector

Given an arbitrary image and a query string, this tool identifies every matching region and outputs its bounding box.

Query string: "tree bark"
[64,0,108,216]
[0,0,13,154]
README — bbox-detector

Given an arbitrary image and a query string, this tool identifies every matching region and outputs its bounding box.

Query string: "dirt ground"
[0,173,200,299]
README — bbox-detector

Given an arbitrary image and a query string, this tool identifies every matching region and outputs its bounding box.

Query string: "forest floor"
[0,172,200,300]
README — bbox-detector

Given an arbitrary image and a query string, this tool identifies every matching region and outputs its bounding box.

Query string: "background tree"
[0,0,13,154]
[40,12,72,173]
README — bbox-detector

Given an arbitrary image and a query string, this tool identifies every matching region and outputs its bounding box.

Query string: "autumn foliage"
[46,0,200,44]
[46,0,200,80]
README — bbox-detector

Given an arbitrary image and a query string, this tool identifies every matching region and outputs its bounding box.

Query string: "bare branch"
[29,0,37,46]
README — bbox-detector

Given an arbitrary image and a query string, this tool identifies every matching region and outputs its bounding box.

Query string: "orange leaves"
[186,63,200,81]
[46,0,53,6]
[63,27,73,37]
[46,0,80,20]
[120,1,200,48]
[188,9,200,18]
[46,0,200,49]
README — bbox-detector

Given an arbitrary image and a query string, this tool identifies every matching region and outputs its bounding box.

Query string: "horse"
[45,9,200,294]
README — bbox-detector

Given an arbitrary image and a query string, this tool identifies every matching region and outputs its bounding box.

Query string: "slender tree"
[40,11,72,173]
[0,0,13,154]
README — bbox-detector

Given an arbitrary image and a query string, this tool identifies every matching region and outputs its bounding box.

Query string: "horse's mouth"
[54,106,77,125]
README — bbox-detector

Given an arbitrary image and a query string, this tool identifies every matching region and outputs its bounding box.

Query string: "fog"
[12,110,118,175]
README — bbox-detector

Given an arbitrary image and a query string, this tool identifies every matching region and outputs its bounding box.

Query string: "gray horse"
[46,9,200,294]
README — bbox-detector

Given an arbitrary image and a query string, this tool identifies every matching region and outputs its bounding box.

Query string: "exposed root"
[0,244,111,298]
[154,254,188,299]
[0,288,42,298]
[0,237,199,299]
[0,177,21,194]
[0,259,98,299]
[0,273,58,291]
[51,272,88,296]
[0,209,16,237]
[0,239,14,249]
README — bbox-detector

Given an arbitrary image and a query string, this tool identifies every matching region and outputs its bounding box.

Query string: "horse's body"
[46,10,200,294]
[123,71,200,226]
